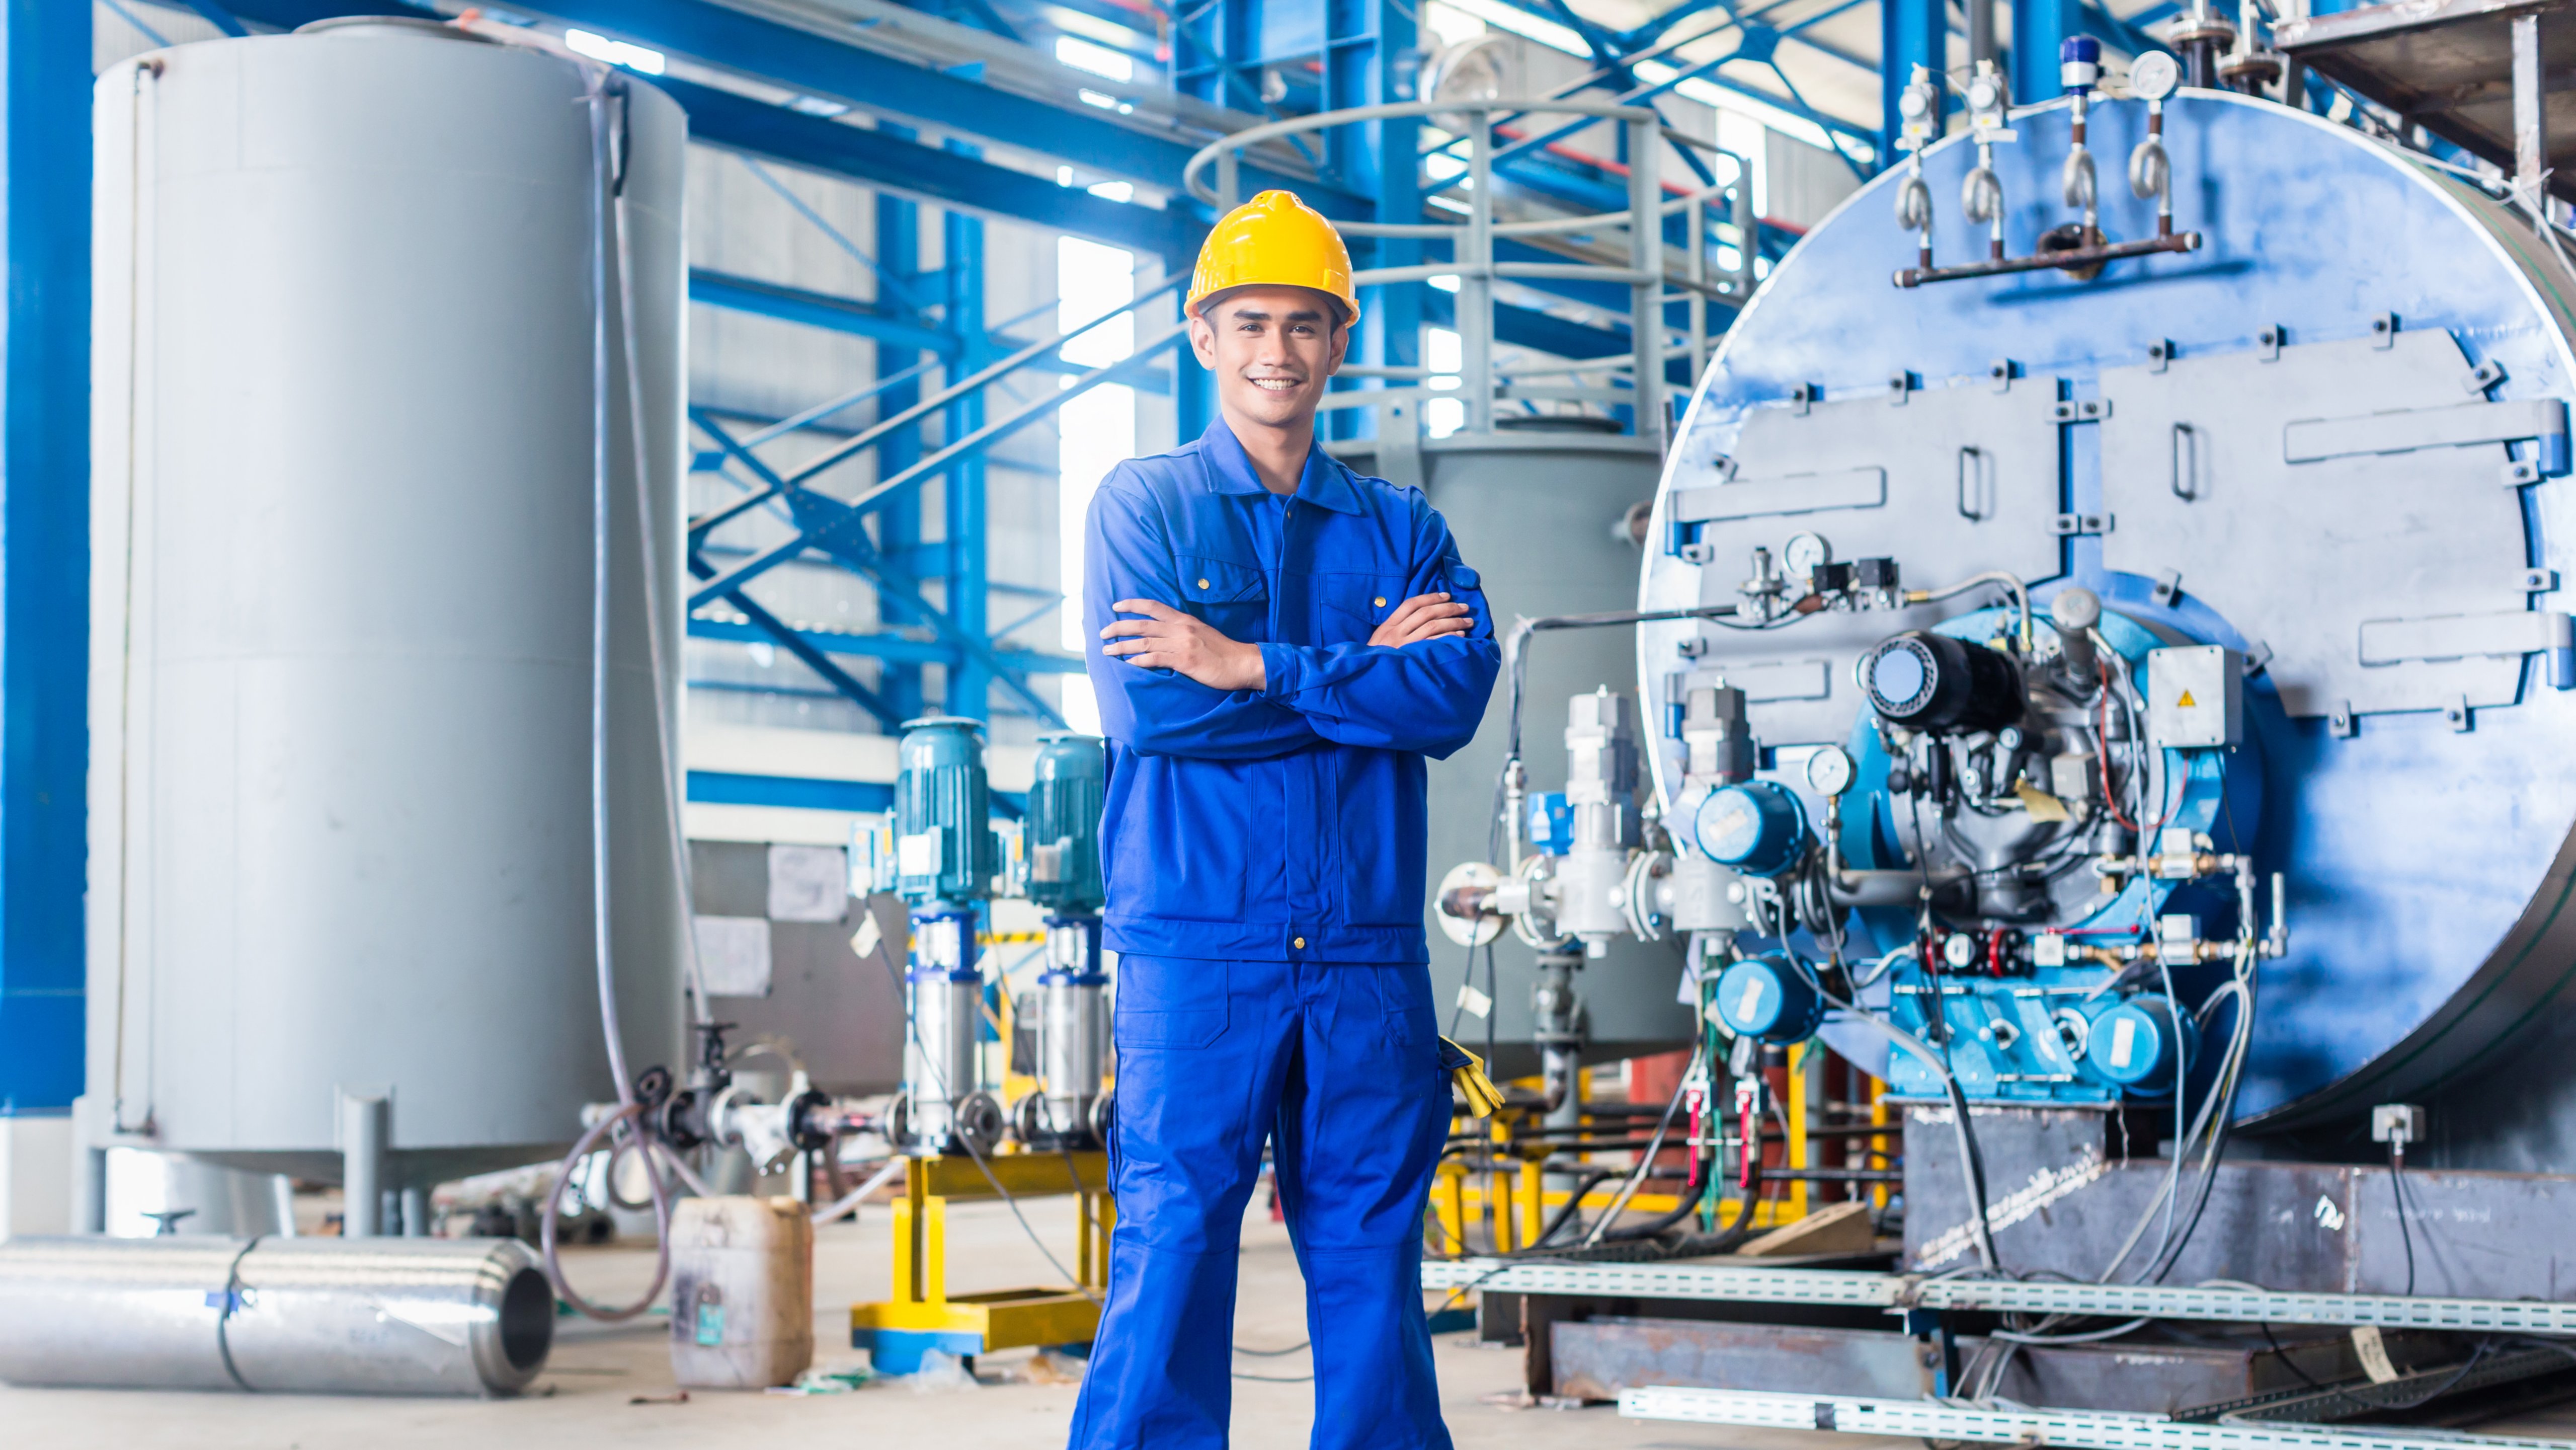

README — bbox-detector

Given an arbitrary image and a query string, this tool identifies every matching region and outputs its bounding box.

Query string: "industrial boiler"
[1430,34,2576,1430]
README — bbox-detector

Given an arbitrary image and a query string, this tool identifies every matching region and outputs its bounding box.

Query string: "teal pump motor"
[892,716,1004,1154]
[1021,733,1112,1146]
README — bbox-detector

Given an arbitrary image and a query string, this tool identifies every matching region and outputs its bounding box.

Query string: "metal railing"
[1183,99,1758,449]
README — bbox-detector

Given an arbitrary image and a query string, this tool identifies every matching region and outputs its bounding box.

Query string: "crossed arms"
[1082,478,1502,760]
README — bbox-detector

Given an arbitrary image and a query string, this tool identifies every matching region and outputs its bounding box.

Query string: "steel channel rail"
[1618,1387,2576,1450]
[1418,1259,2576,1333]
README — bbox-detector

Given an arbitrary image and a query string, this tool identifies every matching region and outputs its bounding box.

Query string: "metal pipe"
[0,1236,553,1396]
[339,1092,387,1239]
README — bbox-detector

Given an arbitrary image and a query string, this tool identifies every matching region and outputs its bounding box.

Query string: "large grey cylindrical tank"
[1347,425,1692,1077]
[84,20,688,1187]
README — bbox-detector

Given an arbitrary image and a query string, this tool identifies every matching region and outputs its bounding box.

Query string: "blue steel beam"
[689,412,1070,727]
[871,146,930,722]
[943,139,992,721]
[1883,0,1949,161]
[687,267,1169,390]
[658,77,1206,267]
[1329,0,1421,444]
[1,0,91,1114]
[521,0,1362,208]
[687,771,894,813]
[691,269,954,354]
[2013,0,2075,102]
[690,557,909,731]
[689,616,1081,673]
[532,0,1202,186]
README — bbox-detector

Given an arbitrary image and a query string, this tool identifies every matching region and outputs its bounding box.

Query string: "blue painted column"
[0,0,91,1117]
[1881,0,1948,163]
[1326,0,1420,445]
[942,141,989,721]
[874,140,926,722]
[2010,0,2074,104]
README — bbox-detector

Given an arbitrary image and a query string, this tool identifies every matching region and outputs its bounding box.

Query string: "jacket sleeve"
[1253,500,1501,759]
[1084,472,1322,760]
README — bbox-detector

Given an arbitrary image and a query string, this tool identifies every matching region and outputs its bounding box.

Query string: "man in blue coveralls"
[1067,188,1501,1448]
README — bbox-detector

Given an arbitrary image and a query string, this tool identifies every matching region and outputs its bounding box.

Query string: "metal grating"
[1620,1387,2576,1450]
[1420,1258,2576,1333]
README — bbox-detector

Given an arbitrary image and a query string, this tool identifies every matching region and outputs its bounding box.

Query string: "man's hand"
[1102,599,1268,692]
[1369,592,1473,648]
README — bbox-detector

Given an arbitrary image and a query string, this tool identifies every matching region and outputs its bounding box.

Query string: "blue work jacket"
[1083,418,1501,964]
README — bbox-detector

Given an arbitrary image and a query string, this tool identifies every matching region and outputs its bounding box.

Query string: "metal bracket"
[2147,338,2175,373]
[2330,700,2357,738]
[1989,358,2018,394]
[2524,568,2559,592]
[2506,457,2541,486]
[1889,370,1918,405]
[2465,359,2508,394]
[2152,568,2183,607]
[2258,324,2284,361]
[1676,635,1710,659]
[2446,694,2473,732]
[1680,541,1718,565]
[2051,398,2112,423]
[2371,312,2399,349]
[2242,639,2274,675]
[1789,382,1819,417]
[2051,512,2113,536]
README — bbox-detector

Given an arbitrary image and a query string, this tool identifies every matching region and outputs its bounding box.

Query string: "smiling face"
[1188,285,1350,436]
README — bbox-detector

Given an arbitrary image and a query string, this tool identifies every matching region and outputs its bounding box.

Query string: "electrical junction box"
[2144,645,2243,748]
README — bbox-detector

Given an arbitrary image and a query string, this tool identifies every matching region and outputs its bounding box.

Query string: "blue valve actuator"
[1692,780,1810,877]
[1712,953,1827,1044]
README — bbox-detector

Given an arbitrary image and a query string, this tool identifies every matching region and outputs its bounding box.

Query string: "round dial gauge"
[2129,50,2181,102]
[1805,744,1856,796]
[1783,531,1832,580]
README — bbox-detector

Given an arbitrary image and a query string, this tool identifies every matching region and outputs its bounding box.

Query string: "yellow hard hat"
[1186,189,1360,326]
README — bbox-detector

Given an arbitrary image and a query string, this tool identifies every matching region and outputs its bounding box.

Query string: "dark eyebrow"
[1225,306,1327,324]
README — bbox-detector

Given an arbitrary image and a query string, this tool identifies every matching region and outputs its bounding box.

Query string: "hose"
[539,62,674,1322]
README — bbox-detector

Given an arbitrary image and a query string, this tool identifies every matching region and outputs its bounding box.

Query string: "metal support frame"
[2013,0,2076,104]
[1621,1387,2576,1450]
[0,0,90,1116]
[942,139,990,720]
[1420,1258,2576,1335]
[1882,0,1948,162]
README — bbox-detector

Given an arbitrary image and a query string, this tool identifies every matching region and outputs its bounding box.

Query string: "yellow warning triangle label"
[2177,690,2198,709]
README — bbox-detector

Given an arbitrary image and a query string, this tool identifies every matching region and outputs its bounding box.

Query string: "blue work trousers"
[1068,955,1455,1450]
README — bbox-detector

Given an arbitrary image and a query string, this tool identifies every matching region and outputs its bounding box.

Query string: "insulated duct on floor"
[0,1236,554,1396]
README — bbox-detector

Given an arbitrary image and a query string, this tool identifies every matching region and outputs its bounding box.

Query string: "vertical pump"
[1019,733,1112,1146]
[890,717,1004,1155]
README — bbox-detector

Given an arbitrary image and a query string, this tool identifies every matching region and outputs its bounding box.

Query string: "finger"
[1399,619,1472,645]
[1110,598,1179,621]
[1100,620,1159,640]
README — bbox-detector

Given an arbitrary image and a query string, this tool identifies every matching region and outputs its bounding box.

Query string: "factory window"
[1056,35,1134,83]
[1057,236,1138,735]
[1425,327,1464,439]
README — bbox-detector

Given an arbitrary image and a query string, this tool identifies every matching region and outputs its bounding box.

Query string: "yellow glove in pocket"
[1438,1036,1507,1118]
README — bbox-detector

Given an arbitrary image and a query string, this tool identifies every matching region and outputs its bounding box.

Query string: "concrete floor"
[11,1196,2576,1449]
[0,1193,1901,1449]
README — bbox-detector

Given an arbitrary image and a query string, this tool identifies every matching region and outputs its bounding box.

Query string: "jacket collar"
[1198,416,1361,514]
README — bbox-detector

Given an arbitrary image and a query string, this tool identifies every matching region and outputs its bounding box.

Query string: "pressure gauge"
[1784,532,1832,581]
[1805,743,1856,797]
[2130,50,2181,102]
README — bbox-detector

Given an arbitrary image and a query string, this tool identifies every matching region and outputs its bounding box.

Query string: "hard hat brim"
[1185,281,1358,328]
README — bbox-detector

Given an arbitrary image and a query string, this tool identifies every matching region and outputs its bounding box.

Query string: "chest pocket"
[1177,556,1271,643]
[1316,573,1416,647]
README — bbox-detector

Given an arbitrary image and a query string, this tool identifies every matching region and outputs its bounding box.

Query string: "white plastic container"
[669,1196,814,1389]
